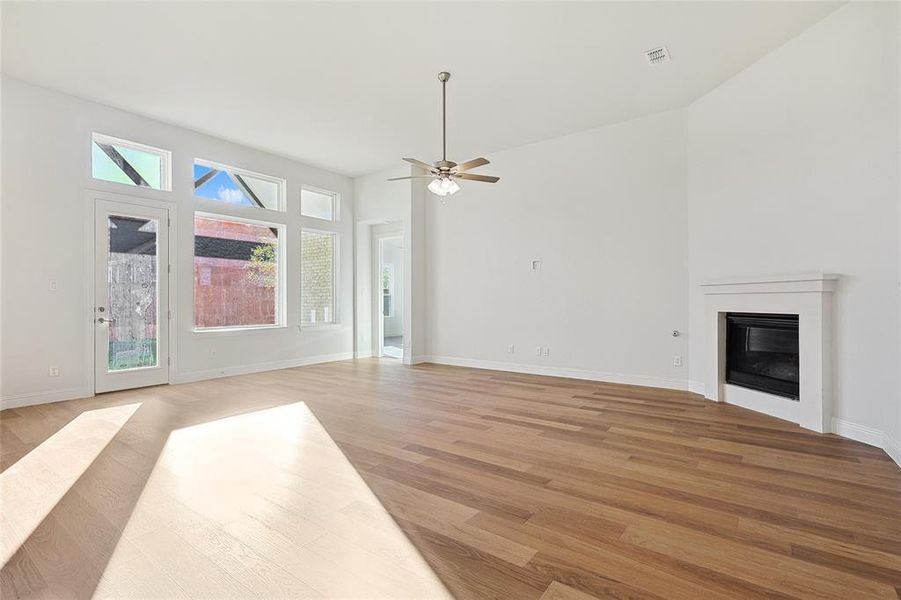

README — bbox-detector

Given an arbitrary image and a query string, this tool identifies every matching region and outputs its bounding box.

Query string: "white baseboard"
[405,355,430,366]
[354,351,373,359]
[2,353,356,411]
[171,352,355,385]
[421,355,688,391]
[831,417,884,447]
[0,387,94,411]
[831,417,901,470]
[884,434,901,469]
[688,380,706,396]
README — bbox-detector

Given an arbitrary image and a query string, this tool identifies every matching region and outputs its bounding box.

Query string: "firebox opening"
[725,313,799,400]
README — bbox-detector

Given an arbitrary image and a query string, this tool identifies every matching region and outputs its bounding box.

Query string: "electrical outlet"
[543,347,550,356]
[48,280,58,291]
[535,346,542,356]
[507,344,515,354]
[673,355,683,367]
[530,259,541,272]
[48,366,60,377]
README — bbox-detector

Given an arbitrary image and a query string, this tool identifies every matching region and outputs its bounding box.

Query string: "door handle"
[97,317,117,324]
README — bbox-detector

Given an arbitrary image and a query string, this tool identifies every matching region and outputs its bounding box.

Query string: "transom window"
[194,159,285,211]
[92,133,171,191]
[301,187,338,221]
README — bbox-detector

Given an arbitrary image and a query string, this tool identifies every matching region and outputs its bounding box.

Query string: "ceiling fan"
[389,71,499,197]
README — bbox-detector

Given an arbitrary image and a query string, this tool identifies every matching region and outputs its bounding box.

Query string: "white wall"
[409,173,429,363]
[354,166,410,224]
[425,110,689,388]
[1,77,354,406]
[686,3,900,437]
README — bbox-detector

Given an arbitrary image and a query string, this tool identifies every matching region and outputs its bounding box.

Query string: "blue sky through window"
[194,163,253,206]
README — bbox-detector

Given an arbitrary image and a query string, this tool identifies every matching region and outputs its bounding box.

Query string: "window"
[301,230,337,325]
[382,264,395,318]
[92,133,171,191]
[301,187,337,221]
[194,160,284,211]
[194,215,282,329]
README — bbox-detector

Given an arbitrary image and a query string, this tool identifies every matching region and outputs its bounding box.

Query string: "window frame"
[194,158,287,213]
[91,132,172,192]
[300,227,339,328]
[192,211,287,333]
[300,185,339,222]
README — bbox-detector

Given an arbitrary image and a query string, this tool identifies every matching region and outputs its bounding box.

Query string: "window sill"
[299,322,342,331]
[193,324,288,336]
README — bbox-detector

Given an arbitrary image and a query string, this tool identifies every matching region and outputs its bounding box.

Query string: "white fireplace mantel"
[701,273,838,433]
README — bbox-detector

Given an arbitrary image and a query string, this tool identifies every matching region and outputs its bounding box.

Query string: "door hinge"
[167,357,171,366]
[167,264,171,274]
[168,309,172,320]
[167,217,171,226]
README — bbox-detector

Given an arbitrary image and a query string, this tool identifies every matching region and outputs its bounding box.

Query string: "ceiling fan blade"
[453,157,489,173]
[402,157,437,171]
[387,176,435,181]
[456,173,500,183]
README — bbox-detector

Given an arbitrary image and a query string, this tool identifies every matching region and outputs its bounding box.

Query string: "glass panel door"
[94,199,169,393]
[106,215,159,370]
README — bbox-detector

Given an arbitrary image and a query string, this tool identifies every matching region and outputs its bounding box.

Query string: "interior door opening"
[378,235,404,359]
[93,198,170,393]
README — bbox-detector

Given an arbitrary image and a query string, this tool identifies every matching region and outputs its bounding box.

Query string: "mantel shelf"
[700,273,839,287]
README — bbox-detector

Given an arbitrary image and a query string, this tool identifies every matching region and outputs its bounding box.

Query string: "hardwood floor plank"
[621,522,898,599]
[471,511,787,600]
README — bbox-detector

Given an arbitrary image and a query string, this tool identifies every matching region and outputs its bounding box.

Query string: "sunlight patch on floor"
[383,345,403,359]
[0,402,141,567]
[95,402,452,599]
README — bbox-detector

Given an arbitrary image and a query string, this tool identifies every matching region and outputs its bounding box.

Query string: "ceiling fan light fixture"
[392,71,498,193]
[428,176,460,197]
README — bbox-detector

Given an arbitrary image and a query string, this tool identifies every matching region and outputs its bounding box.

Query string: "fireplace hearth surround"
[701,274,837,433]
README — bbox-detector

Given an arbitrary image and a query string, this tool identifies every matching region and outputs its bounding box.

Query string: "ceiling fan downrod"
[439,71,449,164]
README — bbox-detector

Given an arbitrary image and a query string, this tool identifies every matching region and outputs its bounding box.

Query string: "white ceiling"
[1,2,841,176]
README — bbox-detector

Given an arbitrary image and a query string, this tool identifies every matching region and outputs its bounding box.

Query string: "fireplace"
[702,274,835,432]
[725,313,799,400]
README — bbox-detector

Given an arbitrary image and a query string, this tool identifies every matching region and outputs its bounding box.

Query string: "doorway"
[378,235,404,359]
[93,198,170,393]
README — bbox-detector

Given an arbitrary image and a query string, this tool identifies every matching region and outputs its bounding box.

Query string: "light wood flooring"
[2,359,901,599]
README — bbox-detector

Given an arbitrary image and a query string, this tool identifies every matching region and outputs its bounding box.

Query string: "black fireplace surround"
[725,313,800,400]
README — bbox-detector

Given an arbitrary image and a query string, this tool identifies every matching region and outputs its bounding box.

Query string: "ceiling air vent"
[645,46,671,66]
